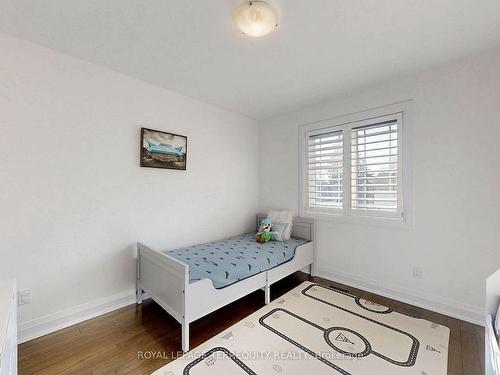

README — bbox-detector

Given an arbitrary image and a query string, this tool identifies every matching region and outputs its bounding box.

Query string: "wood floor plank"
[475,323,485,374]
[460,320,483,375]
[448,337,463,375]
[18,272,482,375]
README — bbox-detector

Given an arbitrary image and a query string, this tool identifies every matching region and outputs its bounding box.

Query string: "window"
[301,111,405,220]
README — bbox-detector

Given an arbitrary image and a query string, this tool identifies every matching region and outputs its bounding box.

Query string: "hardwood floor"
[18,273,484,375]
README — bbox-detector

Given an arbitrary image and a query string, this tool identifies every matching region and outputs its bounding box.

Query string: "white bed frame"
[136,214,315,352]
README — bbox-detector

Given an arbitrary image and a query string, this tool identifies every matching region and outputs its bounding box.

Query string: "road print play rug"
[152,281,449,374]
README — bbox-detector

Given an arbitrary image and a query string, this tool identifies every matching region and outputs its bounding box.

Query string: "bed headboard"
[256,214,315,241]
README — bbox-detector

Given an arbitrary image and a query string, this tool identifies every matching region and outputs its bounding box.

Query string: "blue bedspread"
[165,233,309,289]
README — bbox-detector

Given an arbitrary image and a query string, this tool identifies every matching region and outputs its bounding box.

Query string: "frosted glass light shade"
[233,1,278,37]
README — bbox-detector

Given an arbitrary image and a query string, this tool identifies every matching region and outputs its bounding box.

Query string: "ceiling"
[1,0,500,119]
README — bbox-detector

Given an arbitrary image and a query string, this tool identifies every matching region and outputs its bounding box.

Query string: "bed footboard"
[137,242,189,349]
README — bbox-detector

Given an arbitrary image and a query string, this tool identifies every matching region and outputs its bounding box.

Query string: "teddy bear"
[256,218,273,243]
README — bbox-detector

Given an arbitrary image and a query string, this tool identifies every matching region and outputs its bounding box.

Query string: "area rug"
[152,281,449,374]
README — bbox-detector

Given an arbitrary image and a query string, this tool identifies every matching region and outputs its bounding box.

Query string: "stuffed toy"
[256,218,273,243]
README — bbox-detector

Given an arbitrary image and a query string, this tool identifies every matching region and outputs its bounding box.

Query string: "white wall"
[259,48,500,324]
[0,33,259,340]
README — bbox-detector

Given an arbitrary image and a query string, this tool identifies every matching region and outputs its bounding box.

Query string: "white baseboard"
[316,267,484,326]
[18,290,136,344]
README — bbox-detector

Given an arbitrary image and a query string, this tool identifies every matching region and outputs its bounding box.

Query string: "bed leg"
[136,258,142,304]
[182,321,190,353]
[310,263,316,277]
[265,279,271,305]
[136,286,143,304]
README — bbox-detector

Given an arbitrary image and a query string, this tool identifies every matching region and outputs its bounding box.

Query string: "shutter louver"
[351,119,399,213]
[307,130,343,210]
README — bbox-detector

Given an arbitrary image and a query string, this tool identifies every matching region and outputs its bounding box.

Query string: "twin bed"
[136,214,315,352]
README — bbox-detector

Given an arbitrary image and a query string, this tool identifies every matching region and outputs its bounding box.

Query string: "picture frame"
[140,127,187,170]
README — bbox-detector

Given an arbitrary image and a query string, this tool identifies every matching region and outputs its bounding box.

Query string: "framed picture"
[140,128,187,170]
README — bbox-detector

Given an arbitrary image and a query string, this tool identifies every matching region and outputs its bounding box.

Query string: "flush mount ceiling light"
[233,1,278,37]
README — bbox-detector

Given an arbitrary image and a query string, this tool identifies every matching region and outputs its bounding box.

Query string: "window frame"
[299,102,412,225]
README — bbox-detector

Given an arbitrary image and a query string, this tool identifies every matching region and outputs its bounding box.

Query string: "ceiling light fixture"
[233,1,278,37]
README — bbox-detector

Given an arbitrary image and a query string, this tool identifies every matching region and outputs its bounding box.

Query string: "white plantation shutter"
[351,115,402,217]
[306,129,343,210]
[302,111,404,219]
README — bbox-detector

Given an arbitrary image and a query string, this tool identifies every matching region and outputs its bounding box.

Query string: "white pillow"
[271,222,288,242]
[267,210,293,240]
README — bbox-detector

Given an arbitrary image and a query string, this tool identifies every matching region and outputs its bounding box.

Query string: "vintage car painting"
[140,128,187,170]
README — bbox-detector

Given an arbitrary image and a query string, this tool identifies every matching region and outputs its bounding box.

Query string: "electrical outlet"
[412,266,423,280]
[18,289,32,305]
